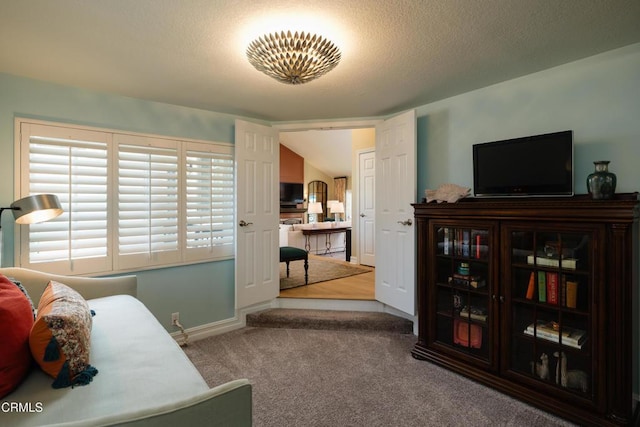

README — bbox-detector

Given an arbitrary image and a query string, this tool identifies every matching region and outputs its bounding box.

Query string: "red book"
[546,272,558,305]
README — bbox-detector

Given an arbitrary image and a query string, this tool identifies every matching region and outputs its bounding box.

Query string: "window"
[16,119,234,275]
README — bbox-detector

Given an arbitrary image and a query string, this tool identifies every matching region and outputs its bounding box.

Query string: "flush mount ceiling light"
[246,30,341,85]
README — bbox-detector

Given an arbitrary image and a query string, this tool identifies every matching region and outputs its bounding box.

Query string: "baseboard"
[170,300,273,344]
[275,297,384,312]
[171,298,419,343]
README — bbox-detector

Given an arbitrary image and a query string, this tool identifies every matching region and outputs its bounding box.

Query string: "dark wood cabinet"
[412,194,639,426]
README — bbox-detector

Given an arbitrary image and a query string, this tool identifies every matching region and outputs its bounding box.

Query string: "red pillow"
[0,274,35,397]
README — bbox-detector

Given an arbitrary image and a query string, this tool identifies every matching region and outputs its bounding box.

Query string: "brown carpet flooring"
[184,326,575,427]
[247,308,413,333]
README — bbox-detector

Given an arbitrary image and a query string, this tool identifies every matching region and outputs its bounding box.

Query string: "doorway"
[278,127,376,300]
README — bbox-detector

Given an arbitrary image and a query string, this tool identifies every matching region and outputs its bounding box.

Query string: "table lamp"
[332,202,345,221]
[307,202,323,223]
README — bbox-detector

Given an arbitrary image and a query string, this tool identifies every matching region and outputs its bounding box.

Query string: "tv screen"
[280,182,304,204]
[473,130,573,197]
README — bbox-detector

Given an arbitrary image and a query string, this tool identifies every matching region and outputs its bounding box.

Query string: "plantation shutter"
[17,119,235,276]
[185,142,234,261]
[115,134,180,270]
[18,123,111,275]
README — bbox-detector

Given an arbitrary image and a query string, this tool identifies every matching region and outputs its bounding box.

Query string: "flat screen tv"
[473,130,573,197]
[280,182,304,205]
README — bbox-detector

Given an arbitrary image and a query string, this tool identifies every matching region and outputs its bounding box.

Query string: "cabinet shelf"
[413,195,639,426]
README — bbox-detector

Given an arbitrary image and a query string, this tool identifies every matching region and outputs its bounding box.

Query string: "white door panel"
[375,110,416,315]
[235,120,279,309]
[358,149,376,266]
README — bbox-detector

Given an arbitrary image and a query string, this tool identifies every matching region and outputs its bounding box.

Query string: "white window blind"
[115,135,180,270]
[17,119,234,276]
[19,123,111,275]
[185,142,234,260]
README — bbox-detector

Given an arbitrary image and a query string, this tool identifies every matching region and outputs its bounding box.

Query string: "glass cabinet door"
[432,224,492,363]
[505,227,594,400]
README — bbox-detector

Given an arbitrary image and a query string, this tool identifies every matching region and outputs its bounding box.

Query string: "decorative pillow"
[0,274,35,398]
[29,281,98,389]
[9,278,36,320]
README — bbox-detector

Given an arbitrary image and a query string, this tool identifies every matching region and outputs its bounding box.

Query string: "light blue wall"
[414,42,640,398]
[0,73,243,329]
[1,42,639,337]
[416,43,640,196]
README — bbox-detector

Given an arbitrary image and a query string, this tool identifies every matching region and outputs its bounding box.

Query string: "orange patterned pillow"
[29,281,98,388]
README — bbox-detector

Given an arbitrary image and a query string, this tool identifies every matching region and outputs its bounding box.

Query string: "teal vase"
[586,161,616,200]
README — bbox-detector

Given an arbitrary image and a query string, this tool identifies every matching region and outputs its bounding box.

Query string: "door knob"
[397,219,413,226]
[239,220,253,227]
[360,213,366,217]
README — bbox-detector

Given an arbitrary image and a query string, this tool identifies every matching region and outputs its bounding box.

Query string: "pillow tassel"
[72,365,99,387]
[43,336,60,361]
[51,361,72,389]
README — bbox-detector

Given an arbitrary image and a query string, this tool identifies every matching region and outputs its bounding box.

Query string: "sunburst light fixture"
[246,30,341,85]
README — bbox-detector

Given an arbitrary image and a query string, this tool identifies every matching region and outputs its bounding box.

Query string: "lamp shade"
[10,194,63,225]
[332,202,345,214]
[308,202,323,214]
[326,200,339,210]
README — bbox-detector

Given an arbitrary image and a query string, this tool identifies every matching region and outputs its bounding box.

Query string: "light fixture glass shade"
[308,202,323,214]
[246,31,341,85]
[10,194,63,225]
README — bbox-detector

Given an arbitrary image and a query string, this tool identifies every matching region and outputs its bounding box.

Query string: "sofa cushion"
[0,275,35,398]
[3,295,211,426]
[29,281,98,389]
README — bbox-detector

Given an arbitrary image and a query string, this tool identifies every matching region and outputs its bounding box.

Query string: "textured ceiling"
[2,0,640,124]
[2,1,639,178]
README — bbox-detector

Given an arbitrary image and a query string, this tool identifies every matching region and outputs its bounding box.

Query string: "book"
[459,305,487,322]
[524,320,587,349]
[443,228,449,255]
[527,255,577,270]
[448,274,486,289]
[525,271,535,300]
[462,230,470,257]
[546,272,558,305]
[537,271,546,303]
[566,280,578,309]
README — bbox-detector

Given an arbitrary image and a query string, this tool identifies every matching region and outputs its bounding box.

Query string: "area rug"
[280,256,372,290]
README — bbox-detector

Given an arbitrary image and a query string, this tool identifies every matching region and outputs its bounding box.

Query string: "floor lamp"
[0,194,64,267]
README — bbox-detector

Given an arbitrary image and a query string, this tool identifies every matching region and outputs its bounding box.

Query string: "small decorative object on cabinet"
[412,194,639,426]
[586,160,617,199]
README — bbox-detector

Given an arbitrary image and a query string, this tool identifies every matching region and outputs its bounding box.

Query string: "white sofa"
[0,267,252,427]
[279,221,351,255]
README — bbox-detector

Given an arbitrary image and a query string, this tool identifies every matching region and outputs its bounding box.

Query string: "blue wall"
[416,43,640,197]
[0,73,242,329]
[1,42,639,335]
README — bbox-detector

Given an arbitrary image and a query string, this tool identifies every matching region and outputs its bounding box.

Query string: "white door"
[358,149,376,267]
[375,110,416,315]
[235,119,280,309]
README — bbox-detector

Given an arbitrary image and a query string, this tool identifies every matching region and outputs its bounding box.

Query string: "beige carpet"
[184,328,574,427]
[280,255,372,290]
